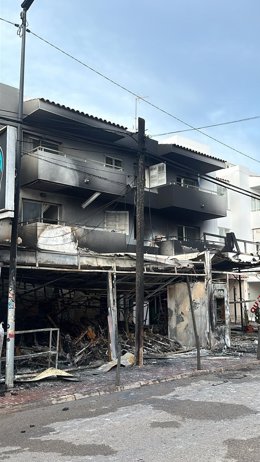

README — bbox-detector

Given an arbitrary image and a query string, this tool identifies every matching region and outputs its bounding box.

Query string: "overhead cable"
[1,16,258,167]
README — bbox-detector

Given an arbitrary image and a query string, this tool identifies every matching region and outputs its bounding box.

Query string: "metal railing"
[203,233,260,254]
[1,328,59,371]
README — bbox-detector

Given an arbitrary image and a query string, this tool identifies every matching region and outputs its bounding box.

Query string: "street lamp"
[5,0,35,389]
[21,0,35,10]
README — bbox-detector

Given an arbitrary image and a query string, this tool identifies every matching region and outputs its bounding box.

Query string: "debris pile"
[229,332,258,354]
[139,331,183,357]
[1,318,183,375]
[61,328,183,367]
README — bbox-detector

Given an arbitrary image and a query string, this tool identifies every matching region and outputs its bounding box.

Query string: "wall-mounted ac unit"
[145,162,166,188]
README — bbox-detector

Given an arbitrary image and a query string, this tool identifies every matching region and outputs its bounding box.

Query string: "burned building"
[2,83,249,371]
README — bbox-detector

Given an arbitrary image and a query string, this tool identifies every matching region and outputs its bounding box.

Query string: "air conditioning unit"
[145,162,166,188]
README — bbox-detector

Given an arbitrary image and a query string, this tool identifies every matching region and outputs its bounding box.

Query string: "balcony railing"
[172,181,226,197]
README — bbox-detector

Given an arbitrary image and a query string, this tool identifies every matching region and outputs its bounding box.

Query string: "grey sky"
[1,0,260,172]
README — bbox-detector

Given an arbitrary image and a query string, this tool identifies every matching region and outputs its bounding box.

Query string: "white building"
[204,164,260,323]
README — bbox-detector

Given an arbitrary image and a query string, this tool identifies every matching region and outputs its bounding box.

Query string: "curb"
[1,360,259,413]
[50,360,260,406]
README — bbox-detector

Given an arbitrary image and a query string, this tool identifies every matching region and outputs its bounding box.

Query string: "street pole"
[5,0,35,389]
[135,117,145,366]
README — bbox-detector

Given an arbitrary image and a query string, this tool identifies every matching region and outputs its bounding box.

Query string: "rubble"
[1,324,184,377]
[61,328,183,367]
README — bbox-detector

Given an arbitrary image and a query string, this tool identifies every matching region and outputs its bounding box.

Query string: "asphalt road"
[0,368,260,461]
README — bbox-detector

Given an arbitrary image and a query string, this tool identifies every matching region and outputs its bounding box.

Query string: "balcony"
[19,222,159,255]
[146,182,227,220]
[21,147,127,196]
[19,222,128,253]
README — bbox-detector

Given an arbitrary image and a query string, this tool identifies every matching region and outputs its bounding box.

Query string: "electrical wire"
[0,113,138,147]
[26,28,260,167]
[27,146,260,202]
[19,178,136,241]
[150,153,260,201]
[22,146,260,201]
[2,108,260,139]
[1,16,259,167]
[1,17,260,202]
[24,151,131,184]
[2,118,259,201]
[151,115,260,137]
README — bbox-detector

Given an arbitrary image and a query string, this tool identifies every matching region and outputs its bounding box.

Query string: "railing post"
[56,328,60,369]
[48,328,52,368]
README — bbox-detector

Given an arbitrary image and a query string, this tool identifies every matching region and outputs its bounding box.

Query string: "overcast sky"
[1,0,260,173]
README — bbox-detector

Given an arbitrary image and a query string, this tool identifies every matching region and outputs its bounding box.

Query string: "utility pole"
[5,0,35,389]
[135,117,145,366]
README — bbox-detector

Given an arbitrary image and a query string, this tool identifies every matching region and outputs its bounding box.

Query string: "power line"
[1,16,258,167]
[24,151,132,184]
[26,28,260,167]
[19,180,136,240]
[158,156,260,201]
[25,146,260,201]
[0,17,19,27]
[1,110,260,142]
[1,17,260,200]
[151,115,260,137]
[1,115,259,201]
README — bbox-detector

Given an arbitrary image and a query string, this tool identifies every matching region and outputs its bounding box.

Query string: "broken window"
[22,200,61,224]
[177,225,200,241]
[215,297,225,325]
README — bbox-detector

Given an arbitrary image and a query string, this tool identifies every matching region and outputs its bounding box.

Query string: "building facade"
[1,83,236,356]
[0,83,227,257]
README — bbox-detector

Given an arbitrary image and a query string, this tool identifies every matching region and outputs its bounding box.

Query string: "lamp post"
[5,0,35,389]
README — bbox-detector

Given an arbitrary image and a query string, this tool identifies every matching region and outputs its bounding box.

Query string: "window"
[105,156,122,170]
[251,198,260,211]
[176,176,198,188]
[22,200,60,224]
[177,225,200,241]
[105,211,129,234]
[30,138,59,153]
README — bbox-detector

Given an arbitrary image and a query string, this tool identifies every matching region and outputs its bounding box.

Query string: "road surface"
[0,368,259,461]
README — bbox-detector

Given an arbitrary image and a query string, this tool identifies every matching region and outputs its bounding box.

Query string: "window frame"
[29,137,60,154]
[105,155,123,170]
[177,225,200,241]
[22,199,61,225]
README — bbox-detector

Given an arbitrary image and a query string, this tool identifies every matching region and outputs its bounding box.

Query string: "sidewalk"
[0,352,259,414]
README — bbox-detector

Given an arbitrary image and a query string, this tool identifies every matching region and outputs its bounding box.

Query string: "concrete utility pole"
[135,117,145,366]
[5,0,35,389]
